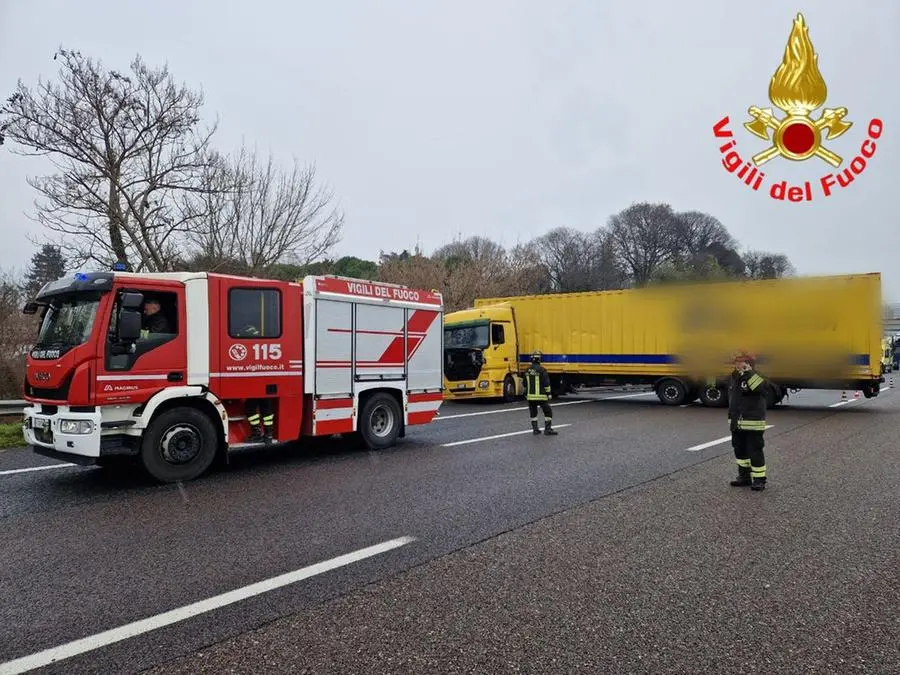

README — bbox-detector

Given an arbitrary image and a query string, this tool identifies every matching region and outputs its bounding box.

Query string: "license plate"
[33,418,50,431]
[457,383,465,389]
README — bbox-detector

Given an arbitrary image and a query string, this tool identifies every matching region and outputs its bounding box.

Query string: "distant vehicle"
[443,273,885,408]
[881,337,893,373]
[21,273,444,482]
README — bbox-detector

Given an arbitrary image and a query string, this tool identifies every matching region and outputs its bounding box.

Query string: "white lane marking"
[828,386,890,408]
[436,391,655,420]
[685,425,774,452]
[0,536,416,675]
[441,424,573,447]
[0,463,76,476]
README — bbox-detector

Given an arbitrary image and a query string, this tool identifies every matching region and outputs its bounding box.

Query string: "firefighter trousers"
[246,399,274,429]
[528,400,553,424]
[732,429,766,480]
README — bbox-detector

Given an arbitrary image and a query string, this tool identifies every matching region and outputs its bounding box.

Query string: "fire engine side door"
[97,280,187,407]
[210,278,304,440]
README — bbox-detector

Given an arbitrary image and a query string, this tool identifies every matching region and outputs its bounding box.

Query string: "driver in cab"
[141,297,171,338]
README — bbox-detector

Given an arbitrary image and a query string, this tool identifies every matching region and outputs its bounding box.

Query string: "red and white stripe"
[407,392,443,426]
[313,397,355,435]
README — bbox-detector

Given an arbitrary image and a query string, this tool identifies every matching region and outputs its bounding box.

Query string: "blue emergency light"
[112,262,127,271]
[74,272,89,281]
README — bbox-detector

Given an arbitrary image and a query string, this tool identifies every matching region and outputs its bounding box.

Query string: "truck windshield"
[444,323,489,349]
[35,294,101,349]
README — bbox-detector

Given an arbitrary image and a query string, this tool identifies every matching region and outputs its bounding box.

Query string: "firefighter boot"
[532,420,541,435]
[248,425,264,443]
[543,421,558,436]
[730,466,751,487]
[750,477,767,491]
[263,426,274,444]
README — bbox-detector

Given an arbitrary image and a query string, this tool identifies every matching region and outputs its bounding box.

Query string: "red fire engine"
[21,272,444,483]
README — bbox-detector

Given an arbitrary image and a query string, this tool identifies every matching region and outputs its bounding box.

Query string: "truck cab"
[442,304,520,401]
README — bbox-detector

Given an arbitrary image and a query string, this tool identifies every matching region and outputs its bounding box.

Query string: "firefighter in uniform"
[237,323,275,443]
[524,351,557,435]
[728,350,769,490]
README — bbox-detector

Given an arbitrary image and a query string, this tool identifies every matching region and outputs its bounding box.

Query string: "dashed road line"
[0,536,417,675]
[0,463,76,477]
[435,391,655,420]
[828,385,890,408]
[685,425,774,452]
[441,424,574,447]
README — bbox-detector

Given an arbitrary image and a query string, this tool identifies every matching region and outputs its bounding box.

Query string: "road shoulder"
[150,398,900,674]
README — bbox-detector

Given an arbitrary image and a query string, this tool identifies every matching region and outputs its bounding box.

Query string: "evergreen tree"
[24,245,66,295]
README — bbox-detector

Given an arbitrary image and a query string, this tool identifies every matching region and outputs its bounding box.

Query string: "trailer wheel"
[502,376,517,403]
[359,393,401,450]
[699,385,728,408]
[140,407,218,483]
[656,378,687,406]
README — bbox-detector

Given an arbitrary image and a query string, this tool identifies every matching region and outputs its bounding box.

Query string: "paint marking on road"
[685,425,774,452]
[0,463,76,477]
[435,391,655,420]
[828,386,890,408]
[0,536,416,675]
[441,424,573,447]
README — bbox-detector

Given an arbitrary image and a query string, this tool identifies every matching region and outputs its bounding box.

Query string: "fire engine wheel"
[359,393,401,450]
[141,407,218,483]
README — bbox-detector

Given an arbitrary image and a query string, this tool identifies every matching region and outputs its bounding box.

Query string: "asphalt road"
[0,384,897,674]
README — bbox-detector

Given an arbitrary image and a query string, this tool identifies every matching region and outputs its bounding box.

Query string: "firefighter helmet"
[531,350,543,363]
[732,350,755,367]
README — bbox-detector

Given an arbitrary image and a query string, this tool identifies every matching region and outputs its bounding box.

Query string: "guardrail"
[0,400,28,416]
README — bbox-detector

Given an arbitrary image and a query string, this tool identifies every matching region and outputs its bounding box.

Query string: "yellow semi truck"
[442,273,885,408]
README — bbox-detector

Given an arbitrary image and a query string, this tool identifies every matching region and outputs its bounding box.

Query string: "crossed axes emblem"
[743,106,852,167]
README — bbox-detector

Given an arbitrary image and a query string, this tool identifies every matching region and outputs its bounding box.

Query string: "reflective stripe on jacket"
[728,368,768,431]
[525,365,551,401]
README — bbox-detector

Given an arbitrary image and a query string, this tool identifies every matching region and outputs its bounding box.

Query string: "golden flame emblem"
[743,13,852,167]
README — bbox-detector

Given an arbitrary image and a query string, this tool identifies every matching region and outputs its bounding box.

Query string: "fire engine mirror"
[118,310,142,342]
[120,292,144,309]
[22,302,38,315]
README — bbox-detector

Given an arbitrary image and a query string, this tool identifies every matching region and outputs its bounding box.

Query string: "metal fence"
[0,400,27,416]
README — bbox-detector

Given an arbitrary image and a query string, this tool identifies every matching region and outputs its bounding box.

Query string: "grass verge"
[0,422,25,450]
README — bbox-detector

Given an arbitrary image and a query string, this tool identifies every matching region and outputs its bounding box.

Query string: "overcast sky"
[1,0,897,297]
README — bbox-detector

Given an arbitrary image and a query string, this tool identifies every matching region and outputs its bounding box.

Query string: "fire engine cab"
[21,272,444,483]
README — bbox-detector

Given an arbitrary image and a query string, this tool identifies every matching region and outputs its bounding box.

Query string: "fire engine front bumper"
[22,405,137,464]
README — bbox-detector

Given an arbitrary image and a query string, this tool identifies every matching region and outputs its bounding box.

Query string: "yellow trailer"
[442,273,884,407]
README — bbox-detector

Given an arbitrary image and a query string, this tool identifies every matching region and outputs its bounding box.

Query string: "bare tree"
[183,147,343,272]
[586,229,629,291]
[530,227,598,292]
[742,250,795,279]
[672,211,736,258]
[0,270,35,398]
[0,49,219,271]
[607,202,681,285]
[505,242,553,296]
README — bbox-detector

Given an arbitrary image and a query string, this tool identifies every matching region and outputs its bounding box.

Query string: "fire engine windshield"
[444,322,490,349]
[35,293,101,349]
